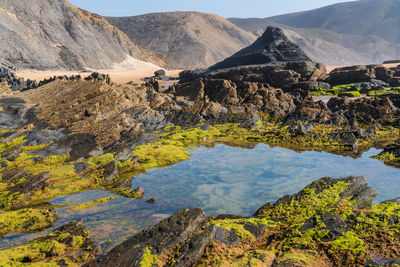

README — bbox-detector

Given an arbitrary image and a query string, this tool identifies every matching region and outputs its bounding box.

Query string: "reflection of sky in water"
[2,144,400,252]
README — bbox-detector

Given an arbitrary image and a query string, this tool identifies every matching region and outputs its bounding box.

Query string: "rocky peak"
[210,26,312,70]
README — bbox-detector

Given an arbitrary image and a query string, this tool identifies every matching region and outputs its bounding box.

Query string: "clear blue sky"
[68,0,353,18]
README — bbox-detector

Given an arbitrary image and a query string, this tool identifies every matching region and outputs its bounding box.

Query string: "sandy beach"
[16,56,182,85]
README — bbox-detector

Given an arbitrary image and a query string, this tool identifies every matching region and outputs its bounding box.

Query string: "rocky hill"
[106,12,256,69]
[210,27,311,70]
[230,0,400,66]
[0,0,162,70]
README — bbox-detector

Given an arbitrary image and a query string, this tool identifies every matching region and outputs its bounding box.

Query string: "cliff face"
[107,12,257,69]
[0,0,163,70]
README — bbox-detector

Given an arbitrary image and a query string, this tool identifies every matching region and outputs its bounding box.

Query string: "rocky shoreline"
[0,26,400,266]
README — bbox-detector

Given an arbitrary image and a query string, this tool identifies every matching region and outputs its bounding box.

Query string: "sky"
[68,0,353,18]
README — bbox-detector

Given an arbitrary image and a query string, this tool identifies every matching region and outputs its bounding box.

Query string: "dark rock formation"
[169,78,295,117]
[180,61,327,88]
[327,96,398,123]
[327,64,400,85]
[142,69,178,82]
[210,27,311,70]
[85,208,209,267]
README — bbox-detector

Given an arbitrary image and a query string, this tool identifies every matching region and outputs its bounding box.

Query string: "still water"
[1,144,400,251]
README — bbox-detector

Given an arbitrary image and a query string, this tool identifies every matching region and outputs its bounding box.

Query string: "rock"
[331,130,359,151]
[284,98,333,124]
[284,81,331,91]
[340,176,378,208]
[210,27,311,70]
[180,61,327,88]
[388,77,400,87]
[171,225,216,267]
[74,162,92,173]
[327,96,398,123]
[214,226,242,246]
[255,176,377,217]
[146,198,155,204]
[300,212,348,241]
[377,142,400,159]
[328,65,375,85]
[9,172,51,195]
[98,161,119,184]
[154,69,166,77]
[287,122,314,135]
[85,208,207,267]
[1,168,27,183]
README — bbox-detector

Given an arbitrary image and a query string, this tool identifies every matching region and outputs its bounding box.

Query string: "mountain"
[0,0,162,70]
[106,12,257,69]
[229,0,400,66]
[210,27,311,69]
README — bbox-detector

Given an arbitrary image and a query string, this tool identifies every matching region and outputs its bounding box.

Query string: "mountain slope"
[107,12,257,69]
[229,0,400,65]
[0,0,162,70]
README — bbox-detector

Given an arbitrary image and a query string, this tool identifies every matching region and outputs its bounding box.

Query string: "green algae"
[0,220,98,266]
[330,231,366,256]
[255,180,350,223]
[209,217,279,240]
[140,247,158,267]
[67,196,118,211]
[0,208,58,238]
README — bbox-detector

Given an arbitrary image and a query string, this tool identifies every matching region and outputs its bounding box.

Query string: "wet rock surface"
[80,177,400,266]
[85,208,207,266]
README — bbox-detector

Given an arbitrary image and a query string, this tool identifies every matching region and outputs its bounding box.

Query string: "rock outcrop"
[85,208,209,266]
[86,177,400,266]
[179,27,327,89]
[210,26,311,70]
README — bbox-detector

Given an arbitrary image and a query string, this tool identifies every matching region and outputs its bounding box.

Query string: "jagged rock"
[327,96,398,123]
[180,61,327,88]
[284,98,334,124]
[210,27,311,70]
[171,225,216,267]
[85,208,207,267]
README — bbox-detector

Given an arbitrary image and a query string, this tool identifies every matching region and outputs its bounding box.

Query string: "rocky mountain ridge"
[106,12,257,69]
[229,0,400,66]
[0,0,162,70]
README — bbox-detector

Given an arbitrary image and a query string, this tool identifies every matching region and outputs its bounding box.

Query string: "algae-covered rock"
[85,208,207,266]
[0,219,100,265]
